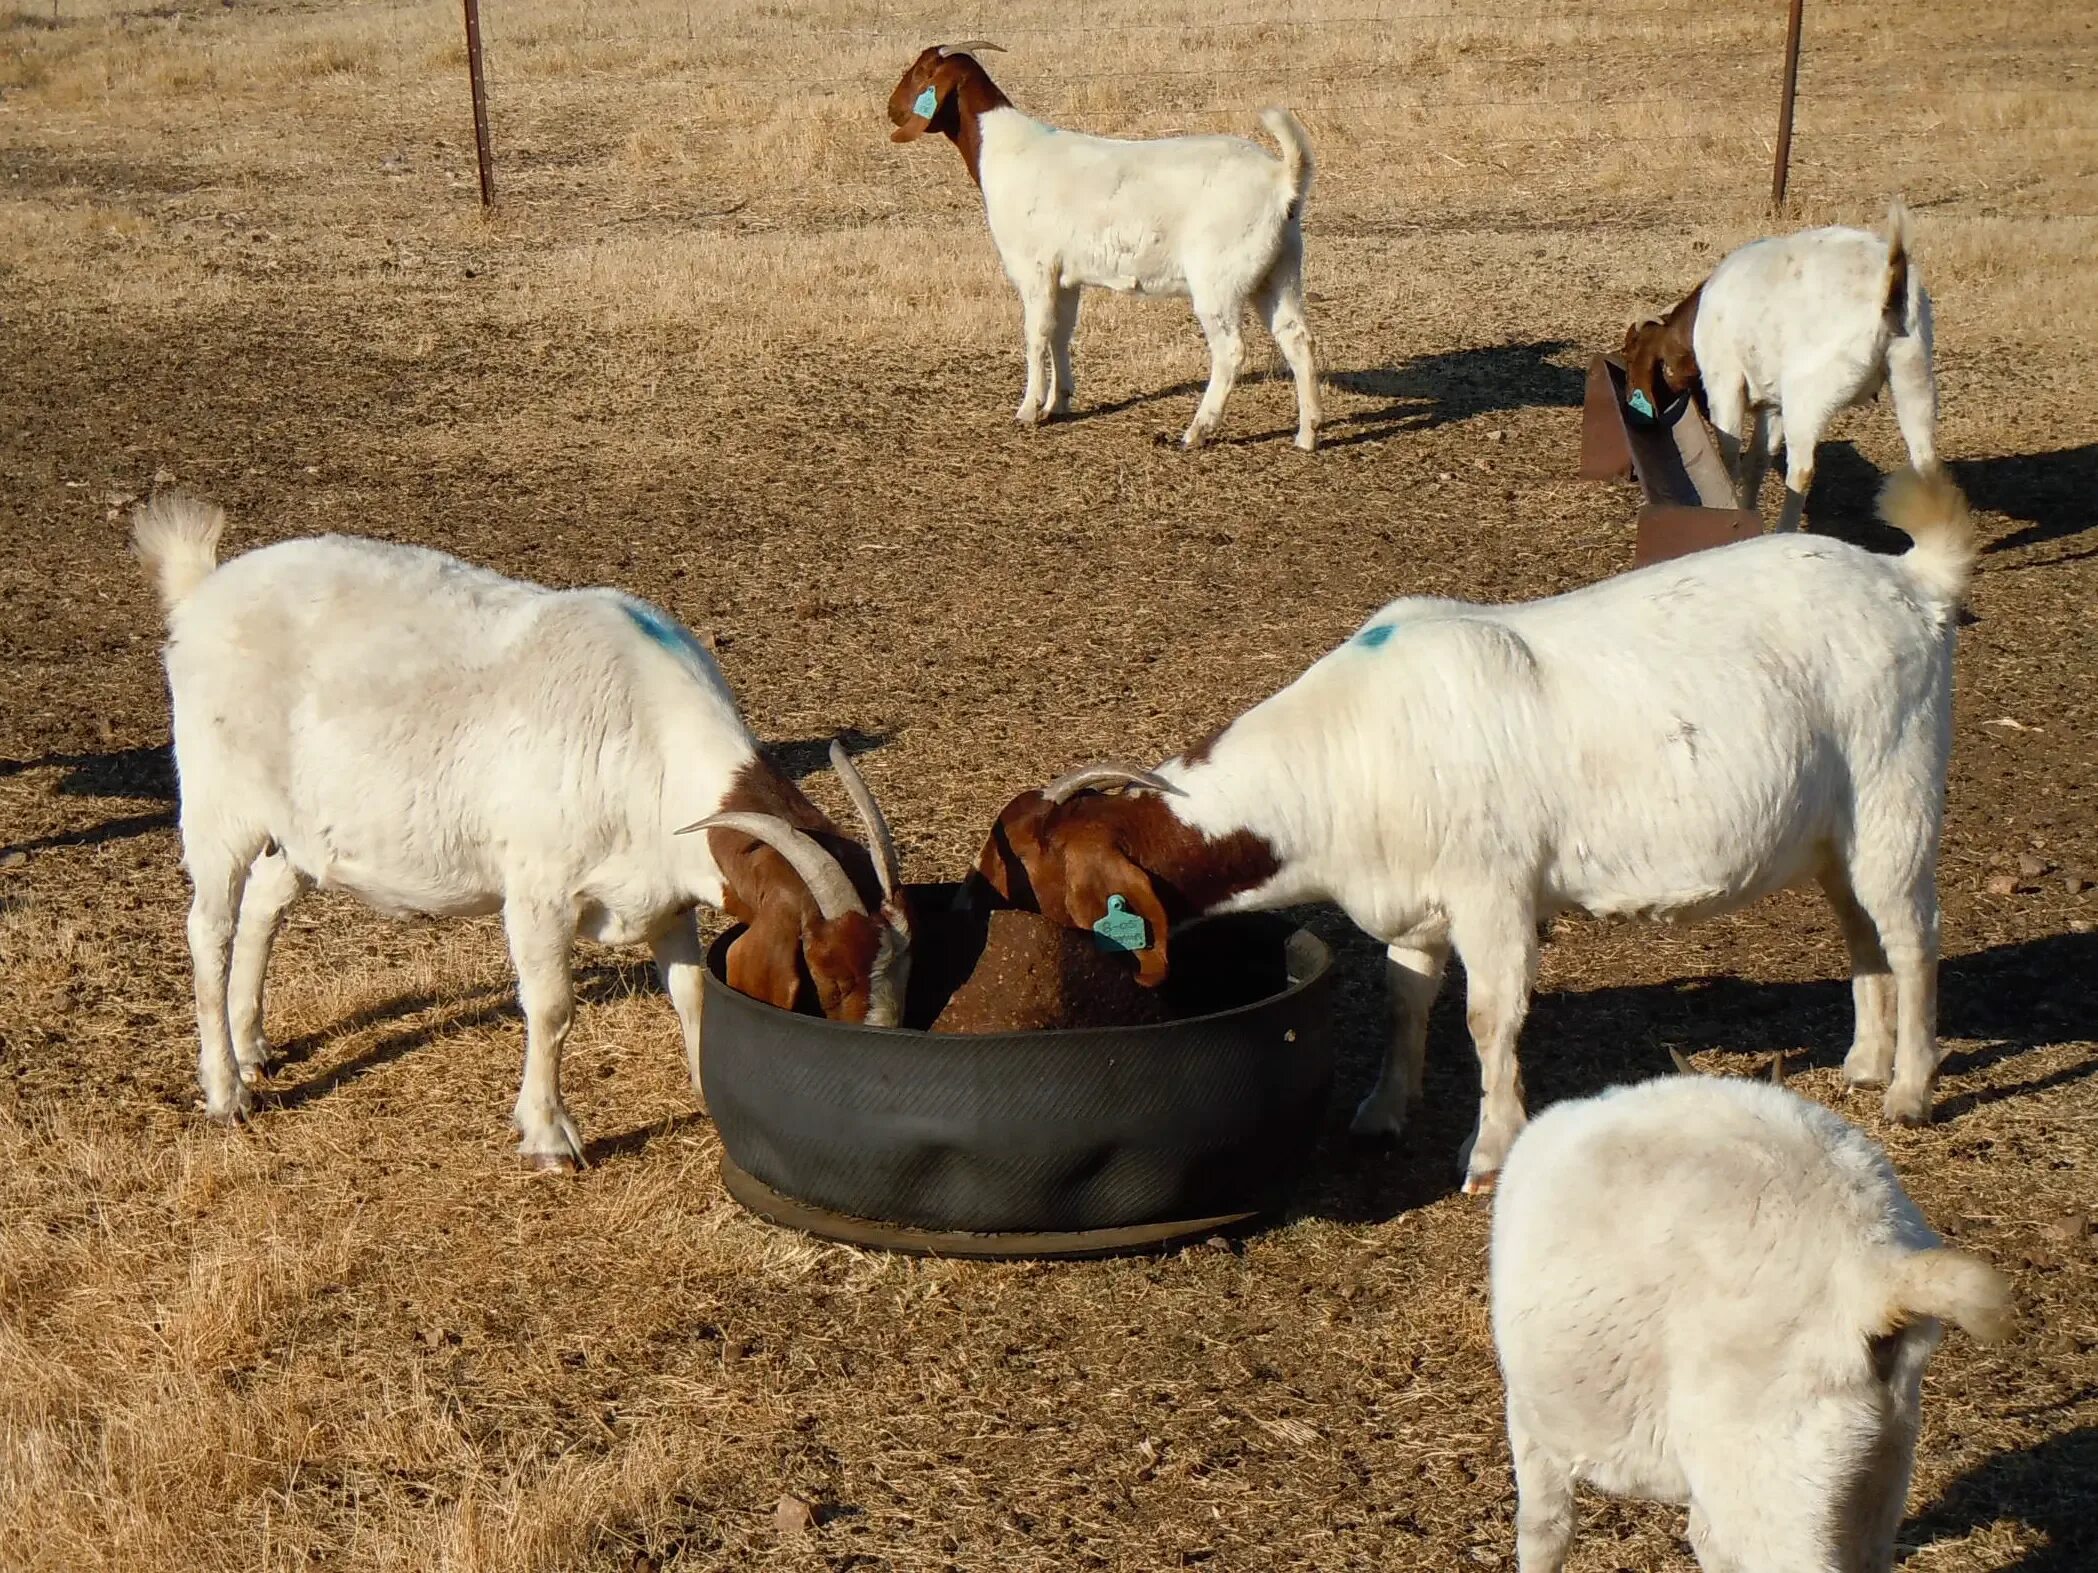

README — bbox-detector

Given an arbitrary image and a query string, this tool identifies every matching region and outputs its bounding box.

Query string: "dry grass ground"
[2,0,2095,1567]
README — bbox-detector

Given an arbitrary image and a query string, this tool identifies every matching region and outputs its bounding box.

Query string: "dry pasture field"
[2,0,2096,1568]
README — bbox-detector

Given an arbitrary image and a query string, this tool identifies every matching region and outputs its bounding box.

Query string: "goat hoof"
[1460,1169,1499,1197]
[198,1086,255,1126]
[1883,1090,1934,1128]
[1295,431,1319,453]
[525,1151,580,1175]
[238,1061,268,1089]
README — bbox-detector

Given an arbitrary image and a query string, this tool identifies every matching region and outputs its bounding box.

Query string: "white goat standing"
[1492,1071,2013,1572]
[887,43,1322,451]
[136,495,911,1168]
[1622,199,1938,532]
[969,470,1975,1191]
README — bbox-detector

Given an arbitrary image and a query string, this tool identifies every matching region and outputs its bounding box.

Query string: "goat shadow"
[1318,339,1586,448]
[1803,440,2098,562]
[1302,924,2098,1227]
[1906,1424,2098,1572]
[768,727,888,782]
[0,743,177,856]
[1056,339,1584,445]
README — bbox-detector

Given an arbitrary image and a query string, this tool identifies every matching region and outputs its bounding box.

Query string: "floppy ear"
[725,903,806,1011]
[1061,838,1173,987]
[972,790,1054,907]
[890,58,957,143]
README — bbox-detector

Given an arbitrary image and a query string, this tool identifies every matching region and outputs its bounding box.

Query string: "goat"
[968,468,1975,1192]
[135,494,911,1170]
[887,42,1322,451]
[1491,1070,2012,1572]
[1621,198,1937,533]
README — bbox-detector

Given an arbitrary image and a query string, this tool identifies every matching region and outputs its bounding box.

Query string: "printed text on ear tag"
[1627,388,1656,420]
[912,86,939,118]
[1092,894,1151,953]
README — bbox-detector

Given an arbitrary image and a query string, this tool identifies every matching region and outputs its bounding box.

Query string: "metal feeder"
[1579,354,1762,566]
[699,893,1336,1260]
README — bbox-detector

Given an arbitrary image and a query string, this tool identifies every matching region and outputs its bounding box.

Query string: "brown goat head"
[1619,282,1705,418]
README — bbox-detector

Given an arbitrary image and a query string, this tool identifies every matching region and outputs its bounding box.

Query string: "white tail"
[132,492,226,613]
[1880,466,1976,611]
[1884,1247,2014,1344]
[1261,108,1316,212]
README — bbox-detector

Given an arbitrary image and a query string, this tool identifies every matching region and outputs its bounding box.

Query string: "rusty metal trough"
[1579,354,1763,566]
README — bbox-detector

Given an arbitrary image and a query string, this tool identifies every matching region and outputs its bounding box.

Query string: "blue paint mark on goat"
[1354,622,1396,649]
[622,598,712,678]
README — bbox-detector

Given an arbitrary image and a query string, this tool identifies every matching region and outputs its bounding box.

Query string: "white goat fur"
[133,496,889,1166]
[1151,470,1974,1188]
[975,104,1322,449]
[1491,1075,2011,1572]
[1696,200,1936,531]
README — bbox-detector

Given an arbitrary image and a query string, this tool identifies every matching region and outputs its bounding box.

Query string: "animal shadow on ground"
[266,956,663,1114]
[1804,439,2098,562]
[1317,339,1585,448]
[1307,927,2097,1226]
[1906,1424,2098,1572]
[1055,339,1583,444]
[0,743,177,855]
[769,727,887,781]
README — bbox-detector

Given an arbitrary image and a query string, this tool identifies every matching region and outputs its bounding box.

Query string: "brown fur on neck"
[1620,280,1705,413]
[886,47,1013,189]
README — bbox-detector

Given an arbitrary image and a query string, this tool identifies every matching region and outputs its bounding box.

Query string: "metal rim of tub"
[698,903,1336,1255]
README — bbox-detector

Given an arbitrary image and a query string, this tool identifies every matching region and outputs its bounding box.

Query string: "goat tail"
[132,491,226,614]
[1882,195,1913,323]
[1879,466,1976,610]
[1882,1247,2014,1345]
[1261,108,1316,213]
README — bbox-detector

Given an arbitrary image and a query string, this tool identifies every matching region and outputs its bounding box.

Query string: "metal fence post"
[463,0,496,206]
[1771,0,1804,210]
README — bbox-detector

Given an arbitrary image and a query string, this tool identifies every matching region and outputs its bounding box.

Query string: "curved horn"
[1040,761,1184,805]
[677,812,867,922]
[828,739,902,901]
[938,39,1004,56]
[1667,1047,1697,1076]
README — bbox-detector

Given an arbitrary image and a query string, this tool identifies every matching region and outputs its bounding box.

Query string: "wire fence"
[461,0,2098,215]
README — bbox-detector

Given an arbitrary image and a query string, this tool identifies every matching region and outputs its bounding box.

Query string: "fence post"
[463,0,496,206]
[1770,0,1804,211]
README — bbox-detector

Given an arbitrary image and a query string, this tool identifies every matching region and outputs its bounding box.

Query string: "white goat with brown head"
[887,42,1322,450]
[136,494,911,1170]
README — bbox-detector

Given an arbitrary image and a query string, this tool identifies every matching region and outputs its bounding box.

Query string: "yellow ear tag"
[912,86,939,119]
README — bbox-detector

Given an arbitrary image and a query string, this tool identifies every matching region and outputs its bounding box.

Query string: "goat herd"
[126,41,2016,1573]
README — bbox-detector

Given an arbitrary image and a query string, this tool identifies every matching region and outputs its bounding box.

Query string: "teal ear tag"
[1092,894,1151,954]
[1627,388,1656,420]
[912,86,939,119]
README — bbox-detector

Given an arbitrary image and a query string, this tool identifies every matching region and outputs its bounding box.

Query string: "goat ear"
[890,74,946,142]
[1063,842,1172,988]
[972,790,1053,907]
[725,905,805,1012]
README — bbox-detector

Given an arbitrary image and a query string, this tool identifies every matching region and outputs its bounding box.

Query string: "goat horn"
[1041,762,1184,805]
[677,812,867,923]
[1767,1052,1785,1085]
[1667,1047,1697,1076]
[937,39,1004,56]
[828,739,903,902]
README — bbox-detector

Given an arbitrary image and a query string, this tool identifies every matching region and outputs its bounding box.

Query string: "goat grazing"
[135,495,911,1169]
[1622,198,1937,532]
[1491,1071,2012,1572]
[887,42,1322,451]
[969,468,1975,1191]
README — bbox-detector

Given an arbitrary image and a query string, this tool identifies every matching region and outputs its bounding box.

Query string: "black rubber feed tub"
[700,894,1335,1258]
